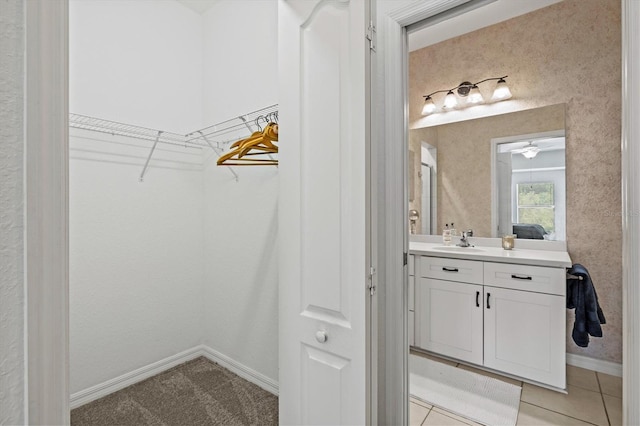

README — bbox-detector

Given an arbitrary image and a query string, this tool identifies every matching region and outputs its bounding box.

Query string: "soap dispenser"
[443,223,452,246]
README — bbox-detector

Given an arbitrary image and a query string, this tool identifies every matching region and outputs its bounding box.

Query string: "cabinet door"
[484,286,566,389]
[416,278,483,365]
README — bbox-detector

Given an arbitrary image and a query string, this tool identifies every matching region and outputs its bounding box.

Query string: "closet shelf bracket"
[139,131,163,182]
[198,131,239,182]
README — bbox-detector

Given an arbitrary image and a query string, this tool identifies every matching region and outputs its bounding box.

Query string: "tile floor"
[410,352,623,426]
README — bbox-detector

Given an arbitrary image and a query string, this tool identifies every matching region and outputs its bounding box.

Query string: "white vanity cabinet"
[414,252,567,390]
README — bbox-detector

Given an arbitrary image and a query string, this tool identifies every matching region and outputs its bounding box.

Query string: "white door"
[416,278,483,365]
[278,1,370,424]
[484,286,566,389]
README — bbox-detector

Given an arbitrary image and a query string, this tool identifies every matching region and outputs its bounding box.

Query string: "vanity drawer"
[419,256,483,285]
[484,262,565,296]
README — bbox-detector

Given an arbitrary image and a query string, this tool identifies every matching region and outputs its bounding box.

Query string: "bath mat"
[410,354,521,426]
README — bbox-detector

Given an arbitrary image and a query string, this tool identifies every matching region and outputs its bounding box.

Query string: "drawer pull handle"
[442,267,459,272]
[487,293,491,309]
[476,291,480,307]
[511,274,533,280]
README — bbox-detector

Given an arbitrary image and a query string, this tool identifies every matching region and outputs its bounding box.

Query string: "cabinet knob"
[315,331,328,343]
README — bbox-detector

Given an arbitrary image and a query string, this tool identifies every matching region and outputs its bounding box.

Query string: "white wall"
[70,0,203,133]
[69,0,205,393]
[0,1,25,423]
[201,0,279,382]
[69,0,280,393]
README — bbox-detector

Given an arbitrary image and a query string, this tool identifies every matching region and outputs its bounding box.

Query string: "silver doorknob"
[315,331,328,343]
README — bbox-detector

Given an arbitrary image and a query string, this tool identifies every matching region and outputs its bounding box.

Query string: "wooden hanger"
[238,123,278,158]
[217,122,279,166]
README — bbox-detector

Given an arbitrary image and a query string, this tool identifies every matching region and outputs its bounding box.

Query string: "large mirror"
[409,103,566,240]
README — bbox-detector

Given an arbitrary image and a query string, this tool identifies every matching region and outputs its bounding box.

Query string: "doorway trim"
[375,1,474,424]
[377,0,639,425]
[24,0,70,424]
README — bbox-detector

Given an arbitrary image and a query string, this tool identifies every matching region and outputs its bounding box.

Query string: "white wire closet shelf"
[69,104,278,182]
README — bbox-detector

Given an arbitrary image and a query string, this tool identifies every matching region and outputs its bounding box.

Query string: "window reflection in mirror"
[494,133,565,240]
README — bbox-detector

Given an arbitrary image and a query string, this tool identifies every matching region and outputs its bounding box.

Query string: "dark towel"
[566,264,606,347]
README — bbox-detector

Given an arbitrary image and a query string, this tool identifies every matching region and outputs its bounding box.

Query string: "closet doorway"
[67,0,279,423]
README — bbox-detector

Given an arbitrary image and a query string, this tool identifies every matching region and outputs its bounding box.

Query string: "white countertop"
[410,241,572,268]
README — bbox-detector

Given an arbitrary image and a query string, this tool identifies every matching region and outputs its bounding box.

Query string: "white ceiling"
[408,0,563,52]
[175,0,218,15]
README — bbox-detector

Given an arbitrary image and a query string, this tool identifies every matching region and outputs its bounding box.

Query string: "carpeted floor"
[71,357,278,426]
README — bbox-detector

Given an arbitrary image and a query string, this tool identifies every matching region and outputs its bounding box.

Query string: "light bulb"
[443,91,458,109]
[492,78,512,101]
[467,85,484,104]
[422,96,436,115]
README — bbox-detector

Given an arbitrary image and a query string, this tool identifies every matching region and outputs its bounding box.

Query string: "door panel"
[279,0,369,424]
[300,0,350,320]
[301,345,351,425]
[484,286,566,389]
[416,278,483,364]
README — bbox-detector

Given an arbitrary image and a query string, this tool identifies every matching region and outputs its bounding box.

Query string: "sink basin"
[432,246,485,253]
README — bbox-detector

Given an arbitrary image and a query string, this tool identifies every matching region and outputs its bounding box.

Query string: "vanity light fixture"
[467,85,484,104]
[422,96,437,115]
[443,90,458,109]
[491,77,513,101]
[421,75,512,115]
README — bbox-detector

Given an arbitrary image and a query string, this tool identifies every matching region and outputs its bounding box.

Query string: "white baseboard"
[567,353,623,377]
[201,346,279,396]
[70,345,279,409]
[70,346,204,408]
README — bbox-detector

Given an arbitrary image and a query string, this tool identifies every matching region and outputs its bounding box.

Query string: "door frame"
[24,0,69,424]
[376,0,639,425]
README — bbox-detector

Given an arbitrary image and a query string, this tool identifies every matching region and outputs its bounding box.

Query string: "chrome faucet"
[457,230,474,247]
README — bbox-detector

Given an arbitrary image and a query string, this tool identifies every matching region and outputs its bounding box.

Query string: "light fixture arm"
[468,75,508,87]
[423,89,453,99]
[422,75,508,99]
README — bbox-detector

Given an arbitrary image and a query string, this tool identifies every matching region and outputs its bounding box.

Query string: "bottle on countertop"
[450,222,456,238]
[443,223,452,246]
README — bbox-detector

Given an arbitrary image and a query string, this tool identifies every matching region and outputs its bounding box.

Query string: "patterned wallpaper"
[409,0,622,363]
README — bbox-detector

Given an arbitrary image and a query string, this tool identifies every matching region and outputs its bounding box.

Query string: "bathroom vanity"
[409,239,572,390]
